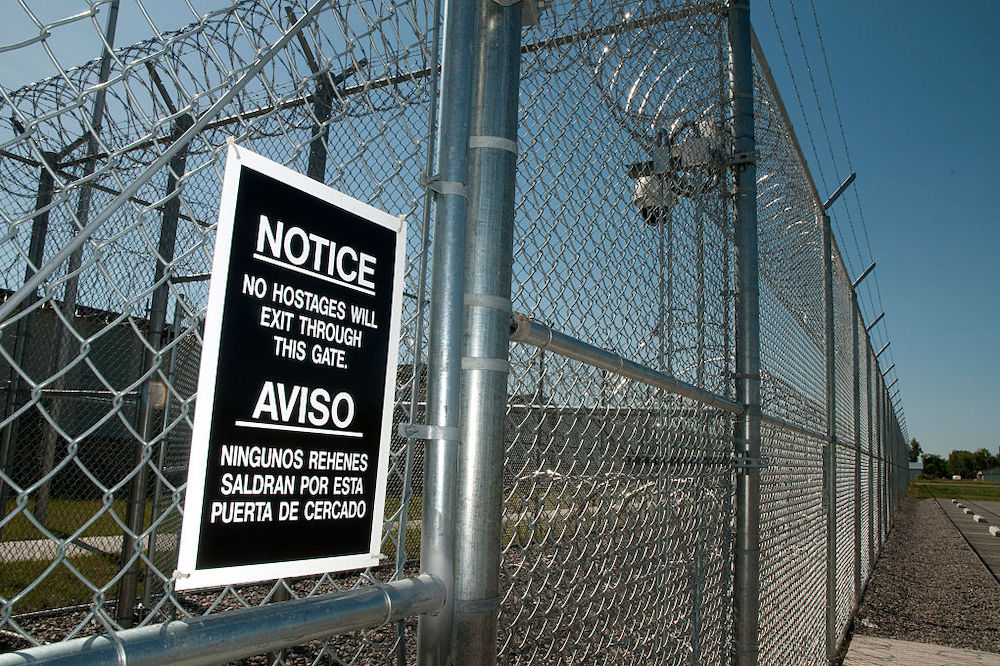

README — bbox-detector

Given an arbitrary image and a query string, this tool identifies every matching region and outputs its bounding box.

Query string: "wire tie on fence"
[225,135,241,159]
[464,292,512,314]
[397,423,460,442]
[733,456,766,470]
[419,172,467,199]
[455,595,500,614]
[359,572,395,625]
[727,150,758,166]
[469,134,518,155]
[462,356,511,373]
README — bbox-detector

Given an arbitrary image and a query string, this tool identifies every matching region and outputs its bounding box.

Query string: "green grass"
[0,554,124,613]
[2,499,155,542]
[908,479,1000,502]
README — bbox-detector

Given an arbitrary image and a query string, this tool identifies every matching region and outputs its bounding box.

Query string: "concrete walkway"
[845,635,1000,665]
[938,498,1000,581]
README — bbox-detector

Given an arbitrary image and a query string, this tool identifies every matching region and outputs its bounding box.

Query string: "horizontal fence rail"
[0,575,446,666]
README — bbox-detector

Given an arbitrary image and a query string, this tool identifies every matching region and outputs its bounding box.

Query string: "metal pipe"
[875,341,890,358]
[759,414,827,443]
[865,312,884,332]
[452,3,522,661]
[0,150,58,537]
[394,1,444,663]
[886,377,899,391]
[0,575,446,666]
[866,342,874,569]
[876,375,883,548]
[730,4,763,664]
[32,0,121,526]
[118,112,194,627]
[418,0,478,662]
[852,296,862,606]
[822,212,837,665]
[509,315,743,415]
[142,299,187,613]
[881,362,895,376]
[822,172,856,210]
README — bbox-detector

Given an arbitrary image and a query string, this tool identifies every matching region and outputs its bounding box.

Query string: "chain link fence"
[0,1,909,664]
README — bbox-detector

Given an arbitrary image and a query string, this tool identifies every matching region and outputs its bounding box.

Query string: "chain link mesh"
[0,1,908,663]
[505,1,734,662]
[0,1,438,661]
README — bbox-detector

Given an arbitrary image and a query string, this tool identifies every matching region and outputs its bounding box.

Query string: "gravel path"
[855,496,1000,653]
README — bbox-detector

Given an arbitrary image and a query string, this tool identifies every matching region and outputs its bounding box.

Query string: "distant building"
[908,460,923,482]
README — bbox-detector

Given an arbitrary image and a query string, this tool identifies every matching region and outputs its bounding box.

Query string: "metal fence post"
[0,151,58,537]
[32,0,120,525]
[453,2,522,662]
[729,2,763,664]
[117,112,194,627]
[851,297,862,606]
[821,213,837,665]
[875,375,883,547]
[866,347,873,568]
[418,0,479,662]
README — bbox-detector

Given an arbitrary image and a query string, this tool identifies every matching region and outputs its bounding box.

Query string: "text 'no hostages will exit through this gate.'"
[176,145,405,590]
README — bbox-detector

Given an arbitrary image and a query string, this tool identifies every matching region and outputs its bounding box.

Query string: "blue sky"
[752,1,1000,457]
[1,2,996,458]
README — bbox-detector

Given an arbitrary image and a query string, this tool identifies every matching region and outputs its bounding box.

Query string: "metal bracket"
[734,456,766,470]
[727,150,758,166]
[397,423,461,442]
[492,0,544,25]
[419,172,467,199]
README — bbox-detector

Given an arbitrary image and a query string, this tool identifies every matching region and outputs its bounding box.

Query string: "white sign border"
[174,144,406,591]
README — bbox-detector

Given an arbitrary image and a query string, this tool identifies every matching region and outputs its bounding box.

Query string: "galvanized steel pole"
[729,2,763,664]
[822,212,837,665]
[866,347,874,568]
[852,296,862,606]
[876,374,883,547]
[453,0,522,663]
[419,1,478,662]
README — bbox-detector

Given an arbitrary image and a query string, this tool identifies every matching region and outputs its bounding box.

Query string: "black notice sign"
[176,146,405,589]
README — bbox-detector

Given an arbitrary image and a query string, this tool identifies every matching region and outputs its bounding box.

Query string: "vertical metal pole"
[452,2,521,663]
[117,113,193,627]
[418,0,478,662]
[875,376,882,549]
[866,347,873,568]
[141,298,186,612]
[729,3,763,664]
[34,0,120,526]
[0,152,58,536]
[394,2,443,664]
[666,201,674,375]
[851,299,862,606]
[696,181,706,388]
[821,213,837,665]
